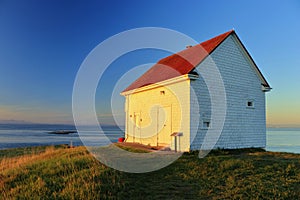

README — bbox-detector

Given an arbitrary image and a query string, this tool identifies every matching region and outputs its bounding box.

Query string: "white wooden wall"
[124,78,191,151]
[190,35,266,150]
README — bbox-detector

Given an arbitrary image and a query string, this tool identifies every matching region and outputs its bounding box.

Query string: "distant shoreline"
[0,123,299,154]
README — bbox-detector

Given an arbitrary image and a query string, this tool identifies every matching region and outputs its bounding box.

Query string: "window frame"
[246,99,255,109]
[201,118,211,129]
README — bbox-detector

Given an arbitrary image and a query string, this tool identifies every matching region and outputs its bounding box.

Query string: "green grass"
[1,145,300,199]
[0,144,68,159]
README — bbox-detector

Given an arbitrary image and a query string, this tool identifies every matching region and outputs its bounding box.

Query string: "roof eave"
[262,84,272,92]
[120,74,195,96]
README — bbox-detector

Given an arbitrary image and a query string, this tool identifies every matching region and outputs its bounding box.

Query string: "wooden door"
[133,113,141,143]
[157,106,172,146]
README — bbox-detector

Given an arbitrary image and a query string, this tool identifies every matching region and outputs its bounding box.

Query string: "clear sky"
[0,0,299,126]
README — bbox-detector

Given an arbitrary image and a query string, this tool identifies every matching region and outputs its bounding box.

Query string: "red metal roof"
[123,30,234,92]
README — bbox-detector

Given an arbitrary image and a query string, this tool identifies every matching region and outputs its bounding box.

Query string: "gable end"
[230,33,271,92]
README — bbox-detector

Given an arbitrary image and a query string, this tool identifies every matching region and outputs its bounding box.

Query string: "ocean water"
[0,124,299,154]
[266,127,300,154]
[0,124,124,150]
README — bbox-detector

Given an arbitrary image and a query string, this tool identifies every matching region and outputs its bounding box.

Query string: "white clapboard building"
[121,30,271,151]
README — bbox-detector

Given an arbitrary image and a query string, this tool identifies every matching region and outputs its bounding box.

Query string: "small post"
[174,136,177,152]
[170,132,183,152]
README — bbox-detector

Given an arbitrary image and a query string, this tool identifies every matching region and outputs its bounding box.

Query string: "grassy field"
[1,145,300,199]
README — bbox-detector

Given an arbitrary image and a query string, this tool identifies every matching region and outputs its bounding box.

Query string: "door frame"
[156,105,172,146]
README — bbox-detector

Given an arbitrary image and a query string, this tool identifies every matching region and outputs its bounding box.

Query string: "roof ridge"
[122,30,234,93]
[158,30,234,64]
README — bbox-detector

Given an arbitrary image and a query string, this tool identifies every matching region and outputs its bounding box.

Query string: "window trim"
[246,99,255,109]
[201,118,211,129]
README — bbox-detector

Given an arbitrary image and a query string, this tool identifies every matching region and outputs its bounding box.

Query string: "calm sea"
[0,124,299,154]
[0,124,124,150]
[266,127,300,154]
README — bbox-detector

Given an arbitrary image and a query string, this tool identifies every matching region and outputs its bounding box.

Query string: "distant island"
[48,130,77,134]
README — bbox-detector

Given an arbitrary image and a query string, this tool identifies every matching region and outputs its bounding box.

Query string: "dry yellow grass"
[1,146,300,199]
[0,146,57,172]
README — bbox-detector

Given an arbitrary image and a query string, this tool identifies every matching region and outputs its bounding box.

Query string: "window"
[203,121,210,128]
[160,90,165,95]
[247,100,254,108]
[202,119,210,129]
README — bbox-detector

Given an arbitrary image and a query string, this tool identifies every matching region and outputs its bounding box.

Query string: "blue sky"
[0,0,299,125]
